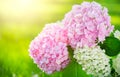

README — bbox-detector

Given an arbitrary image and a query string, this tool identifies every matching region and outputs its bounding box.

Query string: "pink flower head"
[62,1,114,48]
[29,23,69,74]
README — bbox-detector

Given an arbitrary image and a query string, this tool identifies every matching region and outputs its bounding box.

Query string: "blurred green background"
[0,0,120,77]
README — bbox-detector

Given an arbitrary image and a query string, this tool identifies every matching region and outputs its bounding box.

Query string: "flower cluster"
[113,54,120,75]
[29,1,118,77]
[74,46,111,77]
[29,23,69,74]
[114,30,120,40]
[63,1,114,48]
[112,30,120,75]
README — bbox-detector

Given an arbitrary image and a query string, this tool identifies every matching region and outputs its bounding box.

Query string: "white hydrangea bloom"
[114,30,120,40]
[113,54,120,75]
[74,46,111,77]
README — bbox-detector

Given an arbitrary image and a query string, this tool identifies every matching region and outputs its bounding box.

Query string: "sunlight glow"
[0,0,68,24]
[0,0,52,22]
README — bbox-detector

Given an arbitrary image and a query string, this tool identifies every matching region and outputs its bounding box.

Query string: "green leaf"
[62,60,92,77]
[62,46,92,77]
[99,37,120,56]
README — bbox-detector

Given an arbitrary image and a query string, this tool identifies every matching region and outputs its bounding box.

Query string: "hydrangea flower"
[29,23,69,74]
[74,46,111,77]
[113,54,120,75]
[63,1,114,48]
[114,30,120,40]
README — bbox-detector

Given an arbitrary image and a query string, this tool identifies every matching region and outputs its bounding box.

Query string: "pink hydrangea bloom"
[62,1,114,48]
[29,23,69,74]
